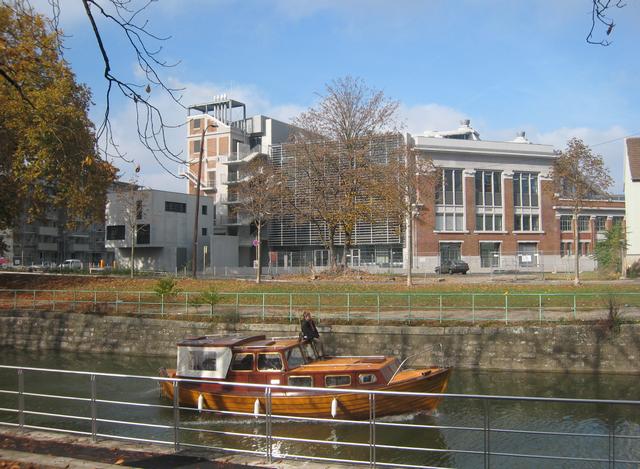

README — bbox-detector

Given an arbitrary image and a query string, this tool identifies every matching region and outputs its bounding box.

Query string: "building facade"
[413,121,625,273]
[184,96,292,267]
[624,137,640,266]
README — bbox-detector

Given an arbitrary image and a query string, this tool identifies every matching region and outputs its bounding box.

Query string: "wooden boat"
[159,334,451,420]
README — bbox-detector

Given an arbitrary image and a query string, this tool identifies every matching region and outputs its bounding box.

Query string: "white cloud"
[399,103,468,135]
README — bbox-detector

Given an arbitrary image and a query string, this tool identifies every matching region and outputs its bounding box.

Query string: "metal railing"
[1,289,639,324]
[0,365,638,468]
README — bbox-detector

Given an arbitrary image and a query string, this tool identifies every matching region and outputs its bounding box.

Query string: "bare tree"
[587,0,626,46]
[287,77,400,269]
[552,138,613,285]
[1,0,184,174]
[372,140,438,285]
[235,158,283,283]
[111,169,149,278]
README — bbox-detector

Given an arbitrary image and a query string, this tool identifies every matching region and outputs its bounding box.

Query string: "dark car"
[435,259,469,275]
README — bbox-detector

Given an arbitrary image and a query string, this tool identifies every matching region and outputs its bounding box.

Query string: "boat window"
[325,375,351,388]
[230,353,254,371]
[358,373,378,385]
[301,342,317,362]
[288,376,313,387]
[257,353,283,371]
[189,351,217,371]
[285,347,305,369]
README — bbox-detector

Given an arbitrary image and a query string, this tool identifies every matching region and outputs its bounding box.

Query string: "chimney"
[461,119,471,127]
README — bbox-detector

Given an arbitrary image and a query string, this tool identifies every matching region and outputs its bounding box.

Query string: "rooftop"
[627,137,640,181]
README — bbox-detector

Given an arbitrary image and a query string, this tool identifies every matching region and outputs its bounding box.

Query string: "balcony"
[37,242,58,251]
[70,243,90,252]
[38,226,59,237]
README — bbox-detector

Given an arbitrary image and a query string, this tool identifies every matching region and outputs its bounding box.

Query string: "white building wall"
[625,140,640,265]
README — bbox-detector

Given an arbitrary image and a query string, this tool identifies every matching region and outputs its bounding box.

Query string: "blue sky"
[35,0,640,192]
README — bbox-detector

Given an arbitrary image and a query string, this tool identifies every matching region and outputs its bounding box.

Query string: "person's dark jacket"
[301,319,319,340]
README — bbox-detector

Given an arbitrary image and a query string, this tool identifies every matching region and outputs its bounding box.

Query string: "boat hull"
[160,368,450,420]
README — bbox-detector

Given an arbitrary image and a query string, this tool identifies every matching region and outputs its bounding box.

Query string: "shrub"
[627,260,640,279]
[190,287,220,308]
[153,277,181,297]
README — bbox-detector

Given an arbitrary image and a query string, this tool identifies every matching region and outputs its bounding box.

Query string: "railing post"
[472,294,476,324]
[265,387,272,463]
[32,290,36,310]
[439,295,443,323]
[317,293,320,316]
[505,294,509,324]
[377,295,380,324]
[173,380,180,452]
[539,294,543,324]
[18,368,24,431]
[369,393,376,468]
[161,294,165,317]
[289,294,292,323]
[236,293,240,320]
[262,294,266,321]
[573,294,577,320]
[90,374,97,442]
[137,292,141,315]
[608,409,616,468]
[115,292,119,315]
[52,290,56,311]
[484,399,490,469]
[13,290,17,310]
[347,293,351,322]
[408,294,412,323]
[185,292,189,316]
[93,291,97,312]
[72,290,77,312]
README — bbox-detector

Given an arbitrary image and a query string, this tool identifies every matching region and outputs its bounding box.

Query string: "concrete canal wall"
[1,311,639,373]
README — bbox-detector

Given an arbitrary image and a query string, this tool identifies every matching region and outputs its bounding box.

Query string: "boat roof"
[177,334,301,350]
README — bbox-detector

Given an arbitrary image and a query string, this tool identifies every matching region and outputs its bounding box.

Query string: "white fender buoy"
[331,398,338,418]
[197,394,204,412]
[254,398,261,417]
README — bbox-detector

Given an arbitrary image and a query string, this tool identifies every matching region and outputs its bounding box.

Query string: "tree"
[594,222,627,275]
[0,3,117,230]
[235,158,283,283]
[587,0,626,46]
[111,174,148,278]
[1,1,183,169]
[372,142,438,285]
[287,76,400,269]
[553,138,613,285]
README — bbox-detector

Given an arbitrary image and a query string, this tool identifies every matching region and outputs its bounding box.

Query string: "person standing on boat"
[301,311,324,357]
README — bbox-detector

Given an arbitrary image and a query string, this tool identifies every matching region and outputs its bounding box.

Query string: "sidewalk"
[0,429,354,469]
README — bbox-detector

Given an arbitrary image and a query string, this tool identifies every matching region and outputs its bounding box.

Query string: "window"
[439,243,461,264]
[285,347,305,369]
[202,205,208,215]
[136,224,150,244]
[513,172,539,207]
[165,201,186,213]
[514,214,539,231]
[106,225,125,240]
[480,242,500,268]
[192,118,201,129]
[136,200,143,220]
[193,139,201,153]
[288,376,313,387]
[560,216,572,232]
[578,216,590,232]
[579,241,591,255]
[518,243,538,267]
[358,374,378,385]
[560,242,572,257]
[188,350,217,371]
[612,216,624,227]
[436,169,463,205]
[230,353,253,371]
[257,353,283,371]
[325,375,351,387]
[475,213,502,232]
[475,170,502,206]
[201,228,207,236]
[595,216,607,232]
[436,213,464,231]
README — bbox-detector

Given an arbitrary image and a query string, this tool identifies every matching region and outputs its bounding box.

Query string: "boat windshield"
[285,346,305,369]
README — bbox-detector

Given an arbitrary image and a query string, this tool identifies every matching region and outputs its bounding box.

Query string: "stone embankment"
[1,310,639,373]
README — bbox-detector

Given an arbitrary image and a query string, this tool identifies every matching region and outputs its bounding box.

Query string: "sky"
[34,0,640,193]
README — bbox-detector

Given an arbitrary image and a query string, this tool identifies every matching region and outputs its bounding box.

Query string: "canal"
[0,348,638,468]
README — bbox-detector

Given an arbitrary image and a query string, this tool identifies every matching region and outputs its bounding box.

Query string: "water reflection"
[0,348,639,468]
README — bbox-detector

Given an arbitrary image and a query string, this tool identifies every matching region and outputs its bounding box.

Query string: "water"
[0,348,639,468]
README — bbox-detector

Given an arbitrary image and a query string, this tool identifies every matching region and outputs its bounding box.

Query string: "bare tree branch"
[587,0,626,46]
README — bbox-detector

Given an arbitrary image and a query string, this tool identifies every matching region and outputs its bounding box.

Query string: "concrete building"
[105,187,238,273]
[413,121,625,273]
[184,96,292,267]
[624,137,640,266]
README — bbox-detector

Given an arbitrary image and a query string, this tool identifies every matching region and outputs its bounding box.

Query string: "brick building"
[412,121,624,273]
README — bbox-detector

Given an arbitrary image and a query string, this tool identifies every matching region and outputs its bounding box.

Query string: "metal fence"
[1,289,639,324]
[0,365,638,468]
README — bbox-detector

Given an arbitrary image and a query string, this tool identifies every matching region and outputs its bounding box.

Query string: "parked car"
[28,261,54,272]
[435,259,470,275]
[59,259,83,270]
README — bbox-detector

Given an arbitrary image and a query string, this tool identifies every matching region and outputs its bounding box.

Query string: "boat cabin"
[176,334,399,389]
